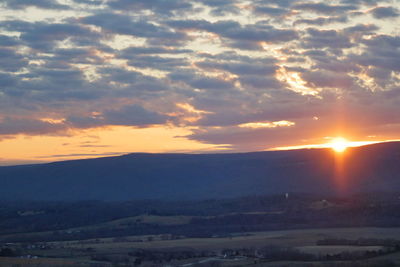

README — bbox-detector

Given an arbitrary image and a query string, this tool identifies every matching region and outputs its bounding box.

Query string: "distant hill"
[0,142,399,201]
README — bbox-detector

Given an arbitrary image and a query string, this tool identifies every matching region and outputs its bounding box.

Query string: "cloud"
[96,67,170,93]
[293,2,357,14]
[294,16,348,25]
[125,55,189,71]
[254,6,288,16]
[107,0,193,15]
[301,71,354,89]
[199,0,240,16]
[82,13,163,37]
[2,0,70,10]
[0,34,20,46]
[348,34,400,73]
[81,13,187,45]
[0,20,101,51]
[0,117,67,135]
[0,48,28,72]
[103,104,169,126]
[196,60,277,76]
[68,104,170,128]
[120,46,192,55]
[340,0,387,5]
[72,0,103,5]
[302,28,353,49]
[370,6,399,18]
[0,73,17,87]
[167,19,298,48]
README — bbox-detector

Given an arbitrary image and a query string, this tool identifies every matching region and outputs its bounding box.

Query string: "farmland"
[1,227,400,266]
[1,193,400,266]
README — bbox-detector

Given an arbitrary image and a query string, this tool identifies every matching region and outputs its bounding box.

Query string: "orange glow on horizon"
[272,139,390,151]
[0,125,229,165]
[329,137,349,153]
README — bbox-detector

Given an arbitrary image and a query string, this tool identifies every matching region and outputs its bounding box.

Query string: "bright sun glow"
[330,137,349,153]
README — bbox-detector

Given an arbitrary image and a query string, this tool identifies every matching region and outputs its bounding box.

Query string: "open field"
[296,245,384,255]
[59,227,400,251]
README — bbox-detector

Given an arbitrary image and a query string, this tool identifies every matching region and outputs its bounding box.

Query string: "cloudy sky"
[0,0,399,164]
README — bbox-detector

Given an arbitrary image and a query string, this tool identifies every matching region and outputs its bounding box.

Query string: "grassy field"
[70,214,195,231]
[59,227,400,251]
[296,245,384,255]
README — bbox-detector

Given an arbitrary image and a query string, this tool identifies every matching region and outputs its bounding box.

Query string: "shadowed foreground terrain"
[1,193,400,266]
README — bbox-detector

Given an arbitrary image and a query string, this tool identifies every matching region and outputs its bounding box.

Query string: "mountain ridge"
[1,141,399,201]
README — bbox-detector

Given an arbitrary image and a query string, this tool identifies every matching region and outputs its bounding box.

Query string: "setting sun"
[330,137,349,153]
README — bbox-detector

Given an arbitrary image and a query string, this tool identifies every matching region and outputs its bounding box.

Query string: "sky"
[0,0,399,165]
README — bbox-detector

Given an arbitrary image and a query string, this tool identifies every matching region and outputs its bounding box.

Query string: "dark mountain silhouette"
[0,142,399,201]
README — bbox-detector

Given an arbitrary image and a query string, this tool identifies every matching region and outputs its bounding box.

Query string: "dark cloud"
[254,6,288,16]
[121,46,192,55]
[119,47,190,71]
[200,0,240,16]
[126,56,188,71]
[191,78,232,90]
[187,125,303,151]
[195,59,277,76]
[239,75,282,90]
[0,73,17,87]
[0,20,100,51]
[96,67,170,93]
[82,13,171,37]
[73,0,103,5]
[2,0,69,10]
[343,23,379,34]
[361,34,400,48]
[68,104,169,128]
[103,104,169,126]
[0,35,20,46]
[107,0,192,15]
[0,48,28,72]
[255,0,298,8]
[302,71,354,89]
[370,6,399,18]
[5,66,99,101]
[302,28,352,49]
[340,0,386,5]
[348,35,400,73]
[293,2,357,14]
[167,19,298,48]
[81,13,187,45]
[22,48,106,72]
[0,117,66,135]
[294,16,348,25]
[27,68,87,91]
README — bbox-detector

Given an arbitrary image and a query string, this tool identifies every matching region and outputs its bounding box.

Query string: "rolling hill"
[0,142,399,201]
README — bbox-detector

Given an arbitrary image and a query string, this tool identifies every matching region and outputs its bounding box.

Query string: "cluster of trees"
[0,247,16,257]
[129,249,214,263]
[90,249,216,265]
[317,238,400,247]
